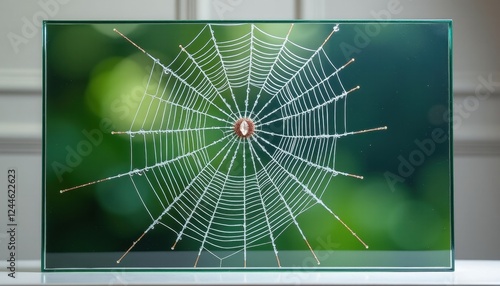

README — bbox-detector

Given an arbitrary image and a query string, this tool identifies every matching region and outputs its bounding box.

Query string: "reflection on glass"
[43,20,452,270]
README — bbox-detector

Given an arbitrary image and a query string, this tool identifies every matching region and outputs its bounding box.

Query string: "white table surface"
[1,260,499,285]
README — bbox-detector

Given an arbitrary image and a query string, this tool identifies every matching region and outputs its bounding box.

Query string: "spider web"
[62,23,386,268]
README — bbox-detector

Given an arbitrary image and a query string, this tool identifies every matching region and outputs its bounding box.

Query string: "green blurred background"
[43,21,452,269]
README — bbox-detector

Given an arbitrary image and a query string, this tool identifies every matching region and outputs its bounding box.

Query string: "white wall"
[0,0,499,263]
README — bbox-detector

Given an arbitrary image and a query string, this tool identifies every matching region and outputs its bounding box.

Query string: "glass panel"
[43,20,453,271]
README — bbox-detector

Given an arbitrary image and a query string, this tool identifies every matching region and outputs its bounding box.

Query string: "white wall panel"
[454,155,500,259]
[196,0,297,20]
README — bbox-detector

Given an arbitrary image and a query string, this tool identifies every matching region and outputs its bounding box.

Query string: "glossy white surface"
[1,260,499,285]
